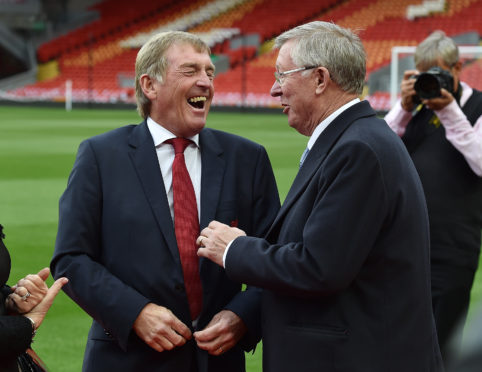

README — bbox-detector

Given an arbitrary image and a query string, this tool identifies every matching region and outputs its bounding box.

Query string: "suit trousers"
[432,263,476,364]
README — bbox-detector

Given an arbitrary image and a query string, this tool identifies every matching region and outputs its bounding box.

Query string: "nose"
[270,81,282,97]
[197,71,213,87]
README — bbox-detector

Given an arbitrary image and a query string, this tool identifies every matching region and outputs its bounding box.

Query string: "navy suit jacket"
[226,101,444,372]
[51,122,280,371]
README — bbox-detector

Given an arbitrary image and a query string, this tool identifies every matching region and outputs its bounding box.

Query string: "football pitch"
[0,105,481,371]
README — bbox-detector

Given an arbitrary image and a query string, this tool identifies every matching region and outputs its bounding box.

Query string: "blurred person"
[385,30,482,365]
[51,31,280,371]
[0,224,68,371]
[446,301,482,372]
[197,21,443,372]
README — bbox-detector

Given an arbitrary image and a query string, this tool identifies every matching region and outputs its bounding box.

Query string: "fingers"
[169,314,192,341]
[10,270,50,313]
[133,303,192,353]
[195,320,234,355]
[14,286,31,300]
[403,69,419,81]
[23,277,68,328]
[37,267,50,281]
[17,270,49,297]
[42,277,69,306]
[194,310,246,355]
[6,288,31,314]
[197,221,247,266]
[421,89,453,111]
[9,284,37,314]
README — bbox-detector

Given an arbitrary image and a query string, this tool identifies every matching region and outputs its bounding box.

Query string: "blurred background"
[1,0,482,370]
[0,0,481,113]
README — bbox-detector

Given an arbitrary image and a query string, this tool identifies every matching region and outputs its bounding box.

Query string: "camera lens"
[414,73,441,99]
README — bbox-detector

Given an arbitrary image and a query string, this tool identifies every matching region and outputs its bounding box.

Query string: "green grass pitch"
[0,105,481,371]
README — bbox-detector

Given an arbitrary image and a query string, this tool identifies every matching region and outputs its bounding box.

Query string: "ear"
[451,60,462,74]
[139,74,158,100]
[315,67,330,95]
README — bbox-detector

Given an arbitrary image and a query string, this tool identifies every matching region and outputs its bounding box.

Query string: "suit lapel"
[127,121,179,262]
[266,101,376,238]
[199,129,225,229]
[198,129,226,314]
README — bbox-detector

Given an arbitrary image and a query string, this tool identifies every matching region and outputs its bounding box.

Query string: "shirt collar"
[307,98,360,150]
[147,117,200,148]
[460,81,472,107]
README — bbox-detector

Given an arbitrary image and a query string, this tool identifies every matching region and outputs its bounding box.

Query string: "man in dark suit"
[51,31,280,371]
[197,21,444,372]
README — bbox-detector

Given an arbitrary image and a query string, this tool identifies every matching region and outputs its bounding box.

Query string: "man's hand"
[400,69,419,112]
[197,221,246,267]
[133,303,192,353]
[194,310,247,355]
[421,88,454,111]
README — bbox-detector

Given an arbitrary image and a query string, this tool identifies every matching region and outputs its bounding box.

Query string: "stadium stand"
[1,0,481,111]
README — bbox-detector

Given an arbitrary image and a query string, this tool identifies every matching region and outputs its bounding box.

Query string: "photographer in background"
[385,30,482,367]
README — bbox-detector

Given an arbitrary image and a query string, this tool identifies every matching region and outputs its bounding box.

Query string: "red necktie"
[166,138,202,320]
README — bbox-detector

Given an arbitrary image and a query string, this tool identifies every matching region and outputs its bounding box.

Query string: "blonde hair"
[135,31,211,119]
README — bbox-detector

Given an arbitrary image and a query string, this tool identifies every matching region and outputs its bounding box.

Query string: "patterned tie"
[166,138,202,320]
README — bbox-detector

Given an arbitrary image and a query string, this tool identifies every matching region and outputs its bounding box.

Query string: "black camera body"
[412,66,454,101]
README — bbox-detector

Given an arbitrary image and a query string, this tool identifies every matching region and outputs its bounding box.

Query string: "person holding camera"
[385,30,482,366]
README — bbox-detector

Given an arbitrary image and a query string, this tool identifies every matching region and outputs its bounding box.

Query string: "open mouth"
[188,96,207,109]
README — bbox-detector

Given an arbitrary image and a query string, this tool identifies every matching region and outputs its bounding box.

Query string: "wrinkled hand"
[23,273,68,329]
[133,303,192,353]
[197,221,246,267]
[400,69,419,112]
[194,310,247,355]
[6,267,51,314]
[421,88,454,111]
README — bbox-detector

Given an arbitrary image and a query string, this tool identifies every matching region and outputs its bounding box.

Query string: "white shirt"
[147,117,202,221]
[306,98,361,151]
[222,97,361,267]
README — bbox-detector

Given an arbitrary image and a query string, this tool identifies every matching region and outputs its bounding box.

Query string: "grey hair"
[135,31,211,119]
[274,21,366,95]
[414,30,459,71]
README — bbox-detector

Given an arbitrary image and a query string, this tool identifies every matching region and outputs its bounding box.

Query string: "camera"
[412,66,454,102]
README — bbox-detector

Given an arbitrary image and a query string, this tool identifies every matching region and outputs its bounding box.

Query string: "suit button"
[175,283,184,292]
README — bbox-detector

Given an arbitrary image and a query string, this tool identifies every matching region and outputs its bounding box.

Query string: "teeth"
[188,96,207,103]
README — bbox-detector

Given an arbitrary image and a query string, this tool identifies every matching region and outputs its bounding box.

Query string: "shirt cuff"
[223,239,235,268]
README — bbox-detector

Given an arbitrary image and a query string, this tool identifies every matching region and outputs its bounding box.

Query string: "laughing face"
[149,43,215,137]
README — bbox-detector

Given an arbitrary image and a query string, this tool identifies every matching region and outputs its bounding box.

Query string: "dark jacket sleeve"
[51,139,150,352]
[0,312,32,359]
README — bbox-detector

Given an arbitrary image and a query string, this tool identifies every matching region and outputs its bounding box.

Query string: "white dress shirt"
[306,98,361,152]
[147,117,202,221]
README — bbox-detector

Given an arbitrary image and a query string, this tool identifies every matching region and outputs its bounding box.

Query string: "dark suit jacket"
[226,101,444,372]
[51,122,280,372]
